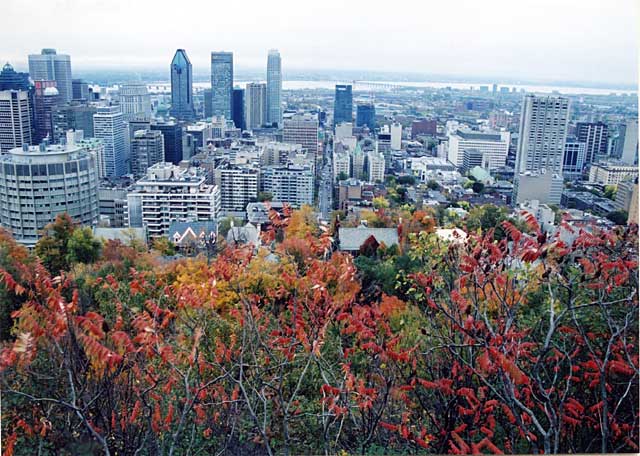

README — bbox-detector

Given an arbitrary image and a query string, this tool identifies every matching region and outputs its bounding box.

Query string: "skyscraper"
[0,90,32,152]
[203,89,213,119]
[0,63,31,91]
[53,103,97,142]
[356,104,376,130]
[233,88,245,130]
[513,95,570,205]
[28,49,73,102]
[211,52,233,119]
[245,83,267,130]
[33,81,60,143]
[283,113,319,154]
[621,119,638,165]
[334,85,353,126]
[576,122,608,164]
[72,79,89,100]
[93,106,127,177]
[120,82,151,121]
[266,49,282,127]
[170,49,195,121]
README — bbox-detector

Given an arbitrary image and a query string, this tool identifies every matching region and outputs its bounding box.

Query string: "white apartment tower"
[0,90,32,152]
[213,167,259,215]
[93,106,127,177]
[245,82,267,130]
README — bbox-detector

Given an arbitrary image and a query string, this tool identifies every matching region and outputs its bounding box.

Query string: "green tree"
[257,191,273,202]
[471,181,485,193]
[604,185,618,200]
[66,227,102,265]
[218,216,245,237]
[35,213,76,273]
[426,180,439,190]
[606,210,628,225]
[151,237,177,256]
[397,175,416,186]
[336,171,349,182]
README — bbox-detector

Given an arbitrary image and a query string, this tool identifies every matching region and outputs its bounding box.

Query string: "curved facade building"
[0,143,99,245]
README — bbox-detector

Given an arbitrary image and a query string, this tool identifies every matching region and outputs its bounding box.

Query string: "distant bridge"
[335,80,402,91]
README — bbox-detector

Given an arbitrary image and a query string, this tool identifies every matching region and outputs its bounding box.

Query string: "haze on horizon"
[2,0,638,87]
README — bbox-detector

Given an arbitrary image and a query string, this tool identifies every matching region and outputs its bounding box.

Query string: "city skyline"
[1,0,637,87]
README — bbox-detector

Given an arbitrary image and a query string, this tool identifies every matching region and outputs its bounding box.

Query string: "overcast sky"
[2,0,638,85]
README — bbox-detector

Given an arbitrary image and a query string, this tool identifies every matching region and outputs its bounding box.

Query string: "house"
[227,222,261,248]
[337,226,399,253]
[167,221,218,253]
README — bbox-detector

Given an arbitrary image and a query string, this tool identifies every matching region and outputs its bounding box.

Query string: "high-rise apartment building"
[356,104,376,131]
[130,129,165,178]
[211,52,234,119]
[266,49,282,127]
[367,151,386,183]
[333,152,351,180]
[93,106,127,177]
[0,143,99,246]
[170,49,195,121]
[575,122,608,164]
[127,162,221,239]
[513,95,569,205]
[283,113,319,154]
[119,82,151,121]
[390,122,402,150]
[260,164,314,208]
[0,90,32,152]
[245,83,267,130]
[334,85,353,126]
[233,88,245,130]
[150,121,183,164]
[28,49,73,102]
[213,166,259,215]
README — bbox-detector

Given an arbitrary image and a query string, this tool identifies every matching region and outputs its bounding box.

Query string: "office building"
[283,113,319,154]
[98,185,128,228]
[0,143,99,246]
[367,151,385,183]
[0,90,32,152]
[390,122,402,150]
[266,49,282,127]
[213,166,259,215]
[93,106,127,177]
[614,178,638,216]
[203,89,213,118]
[411,119,437,138]
[260,164,314,207]
[119,82,151,121]
[127,162,221,239]
[150,121,183,164]
[588,162,639,186]
[335,122,353,143]
[185,122,213,151]
[232,88,245,130]
[562,140,587,180]
[130,129,165,178]
[52,102,97,141]
[0,63,31,92]
[170,49,195,121]
[576,122,608,164]
[334,84,353,126]
[72,79,89,100]
[513,95,569,205]
[28,48,73,102]
[621,119,638,165]
[333,152,351,180]
[245,82,267,130]
[447,130,510,170]
[356,104,376,131]
[352,143,366,180]
[211,52,234,119]
[33,81,60,143]
[377,126,392,168]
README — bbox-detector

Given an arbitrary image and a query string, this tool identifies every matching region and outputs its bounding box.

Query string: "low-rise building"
[589,162,639,186]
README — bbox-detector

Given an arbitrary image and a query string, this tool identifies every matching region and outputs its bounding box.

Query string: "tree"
[471,181,485,193]
[607,210,628,225]
[218,216,245,237]
[151,237,177,256]
[257,191,273,202]
[604,184,618,200]
[336,171,349,182]
[67,227,102,265]
[397,175,416,186]
[372,196,390,210]
[34,213,76,273]
[426,180,439,190]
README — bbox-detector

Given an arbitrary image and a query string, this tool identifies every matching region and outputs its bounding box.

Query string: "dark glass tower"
[356,103,376,130]
[233,88,245,130]
[151,121,183,164]
[170,49,195,121]
[333,84,352,126]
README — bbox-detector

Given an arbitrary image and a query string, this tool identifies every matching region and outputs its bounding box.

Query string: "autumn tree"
[34,213,76,273]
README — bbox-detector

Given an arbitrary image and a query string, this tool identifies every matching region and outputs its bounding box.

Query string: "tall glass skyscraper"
[266,49,282,127]
[333,85,352,126]
[356,104,376,130]
[211,52,233,120]
[233,88,245,131]
[28,49,73,103]
[170,49,195,121]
